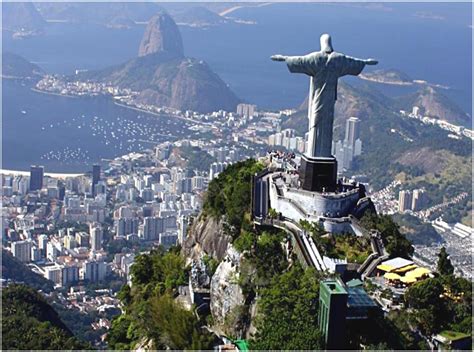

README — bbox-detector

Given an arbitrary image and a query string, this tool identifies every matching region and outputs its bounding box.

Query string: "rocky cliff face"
[209,245,246,336]
[138,13,184,57]
[183,216,232,261]
[134,57,240,112]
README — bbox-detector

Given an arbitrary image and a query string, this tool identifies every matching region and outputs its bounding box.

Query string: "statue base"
[299,155,337,192]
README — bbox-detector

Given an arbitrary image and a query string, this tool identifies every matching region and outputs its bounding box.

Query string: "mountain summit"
[77,12,239,113]
[138,13,184,57]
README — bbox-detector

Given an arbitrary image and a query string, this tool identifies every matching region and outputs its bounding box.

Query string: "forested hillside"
[1,284,88,350]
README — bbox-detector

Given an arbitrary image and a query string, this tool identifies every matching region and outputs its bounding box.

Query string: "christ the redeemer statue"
[271,34,377,192]
[271,34,377,158]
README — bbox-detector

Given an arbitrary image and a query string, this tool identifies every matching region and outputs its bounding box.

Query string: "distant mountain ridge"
[359,69,413,85]
[2,2,45,34]
[282,79,471,199]
[286,80,470,136]
[2,52,44,79]
[77,12,239,113]
[171,6,229,27]
[35,2,163,27]
[287,81,394,137]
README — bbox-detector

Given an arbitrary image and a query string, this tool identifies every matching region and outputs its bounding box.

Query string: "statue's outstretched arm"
[364,58,378,65]
[340,55,378,77]
[271,55,288,62]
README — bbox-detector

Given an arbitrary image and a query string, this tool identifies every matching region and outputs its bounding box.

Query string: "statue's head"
[320,34,333,53]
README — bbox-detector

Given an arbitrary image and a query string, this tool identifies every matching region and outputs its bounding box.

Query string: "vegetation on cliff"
[251,264,324,349]
[360,213,414,258]
[402,249,472,338]
[1,284,88,350]
[107,247,214,350]
[204,159,264,237]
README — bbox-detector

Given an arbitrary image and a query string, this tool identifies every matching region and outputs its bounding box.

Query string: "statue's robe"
[286,52,366,158]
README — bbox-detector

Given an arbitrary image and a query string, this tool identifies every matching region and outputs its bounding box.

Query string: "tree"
[360,213,413,258]
[251,265,324,350]
[437,246,454,276]
[148,294,213,349]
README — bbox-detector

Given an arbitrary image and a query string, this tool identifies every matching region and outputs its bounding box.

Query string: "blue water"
[2,80,193,172]
[2,2,472,171]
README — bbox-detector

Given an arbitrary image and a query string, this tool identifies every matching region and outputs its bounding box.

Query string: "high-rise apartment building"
[344,117,360,148]
[90,224,103,251]
[398,190,413,212]
[29,165,44,191]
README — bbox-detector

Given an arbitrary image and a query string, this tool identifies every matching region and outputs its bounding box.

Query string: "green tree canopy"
[361,213,414,258]
[437,246,454,276]
[1,284,88,350]
[251,264,324,350]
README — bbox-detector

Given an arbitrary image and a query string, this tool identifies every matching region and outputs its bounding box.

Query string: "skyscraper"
[236,103,256,118]
[90,224,103,251]
[92,164,101,196]
[344,117,360,148]
[412,189,426,211]
[29,165,44,191]
[398,190,413,212]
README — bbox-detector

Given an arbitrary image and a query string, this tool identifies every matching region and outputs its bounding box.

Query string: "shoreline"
[219,2,273,17]
[31,87,78,99]
[358,75,413,86]
[0,168,84,179]
[113,101,212,127]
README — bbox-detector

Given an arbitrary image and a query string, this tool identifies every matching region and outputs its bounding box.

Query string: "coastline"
[31,87,78,99]
[0,168,84,179]
[113,101,212,126]
[358,75,413,86]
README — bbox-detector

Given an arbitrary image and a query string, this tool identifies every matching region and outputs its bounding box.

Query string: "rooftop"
[377,257,413,272]
[347,287,377,308]
[321,279,347,294]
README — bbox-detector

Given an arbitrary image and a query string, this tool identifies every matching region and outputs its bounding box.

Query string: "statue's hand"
[271,55,287,62]
[365,58,378,65]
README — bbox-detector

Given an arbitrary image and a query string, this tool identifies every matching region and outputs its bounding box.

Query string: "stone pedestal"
[299,155,337,192]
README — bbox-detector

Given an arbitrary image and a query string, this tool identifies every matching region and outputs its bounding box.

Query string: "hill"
[2,52,44,79]
[2,2,45,35]
[394,86,471,126]
[284,81,395,138]
[359,69,413,85]
[1,284,88,350]
[35,2,163,27]
[1,249,54,292]
[77,12,240,113]
[171,6,229,27]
